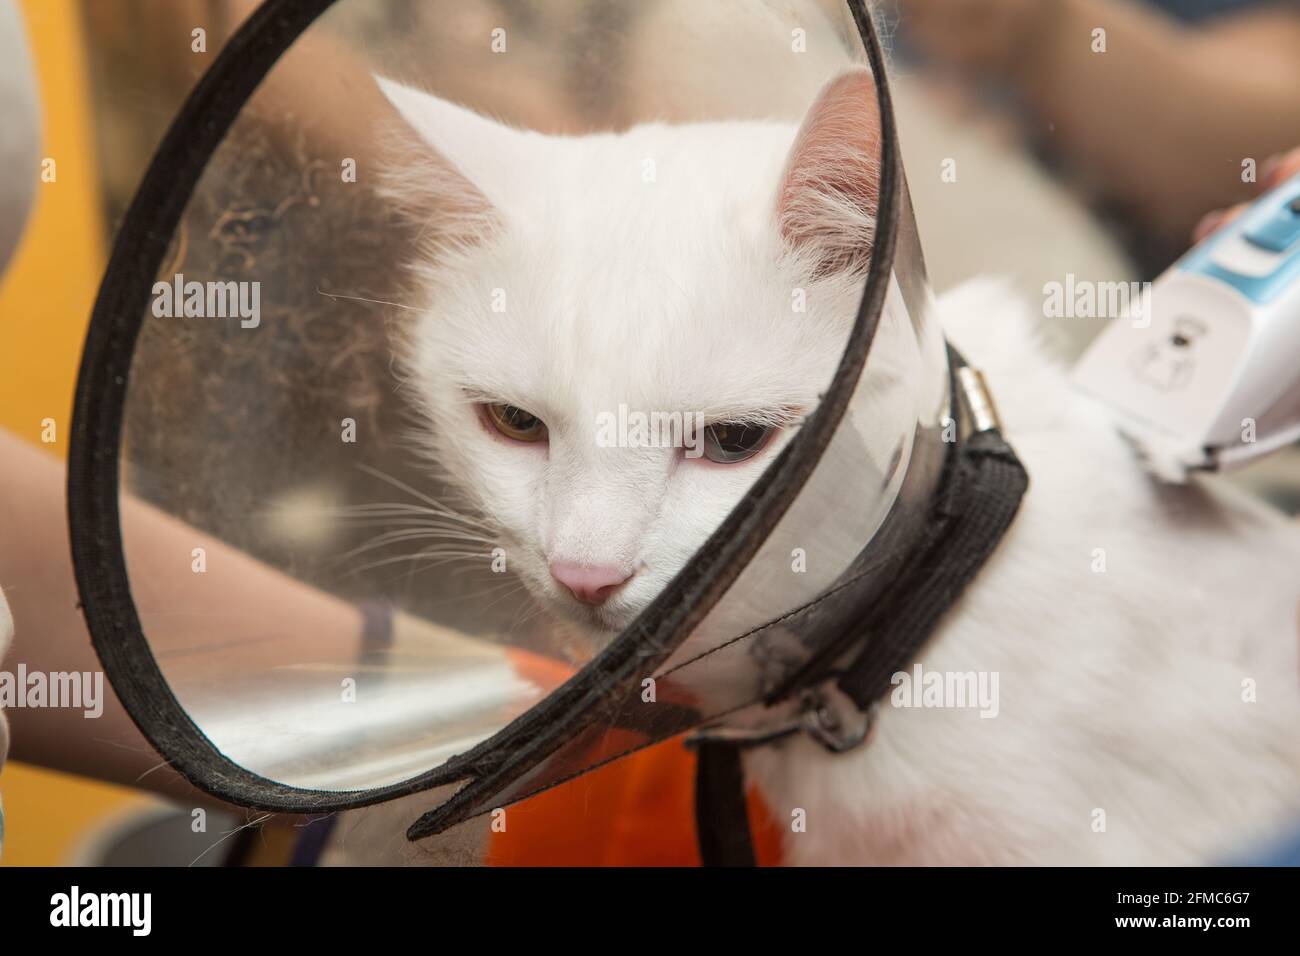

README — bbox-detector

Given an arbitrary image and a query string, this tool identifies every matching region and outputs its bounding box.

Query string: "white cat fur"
[359,69,1300,866]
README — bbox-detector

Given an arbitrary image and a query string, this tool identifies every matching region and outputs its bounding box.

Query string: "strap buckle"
[798,684,877,753]
[685,683,876,755]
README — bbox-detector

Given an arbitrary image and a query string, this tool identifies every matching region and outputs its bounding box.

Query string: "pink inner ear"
[380,119,497,230]
[777,70,882,265]
[373,80,500,246]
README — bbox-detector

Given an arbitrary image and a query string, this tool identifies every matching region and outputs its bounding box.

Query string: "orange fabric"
[486,734,785,867]
[492,649,783,866]
[506,647,578,696]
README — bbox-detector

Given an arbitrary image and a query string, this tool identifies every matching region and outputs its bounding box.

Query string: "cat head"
[378,71,881,638]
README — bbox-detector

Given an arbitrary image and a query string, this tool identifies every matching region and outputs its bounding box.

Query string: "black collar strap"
[691,346,1029,866]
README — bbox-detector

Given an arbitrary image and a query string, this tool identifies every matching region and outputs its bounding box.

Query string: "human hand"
[1193,147,1300,242]
[900,0,1059,78]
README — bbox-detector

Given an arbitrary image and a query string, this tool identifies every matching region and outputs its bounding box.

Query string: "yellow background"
[0,0,157,866]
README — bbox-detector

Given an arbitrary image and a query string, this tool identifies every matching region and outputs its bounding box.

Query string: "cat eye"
[483,402,548,443]
[701,422,774,464]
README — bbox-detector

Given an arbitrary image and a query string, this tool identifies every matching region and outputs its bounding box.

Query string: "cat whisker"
[508,596,548,633]
[350,519,492,541]
[443,579,528,611]
[342,547,493,579]
[353,464,498,532]
[331,512,496,542]
[189,813,276,868]
[335,527,498,564]
[330,499,488,529]
[476,583,533,621]
[315,289,427,314]
[336,520,494,543]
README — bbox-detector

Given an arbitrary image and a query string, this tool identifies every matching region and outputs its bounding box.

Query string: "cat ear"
[776,70,882,276]
[374,76,526,218]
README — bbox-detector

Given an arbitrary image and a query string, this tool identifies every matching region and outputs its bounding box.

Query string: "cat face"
[380,72,880,637]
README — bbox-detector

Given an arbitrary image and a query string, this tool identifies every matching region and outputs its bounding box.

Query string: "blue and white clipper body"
[1073,174,1300,481]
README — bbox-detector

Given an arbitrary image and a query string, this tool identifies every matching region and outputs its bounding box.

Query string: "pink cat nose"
[549,561,633,606]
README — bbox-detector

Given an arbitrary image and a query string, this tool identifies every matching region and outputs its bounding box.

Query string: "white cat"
[755,275,1300,864]
[367,69,1300,866]
[378,69,877,641]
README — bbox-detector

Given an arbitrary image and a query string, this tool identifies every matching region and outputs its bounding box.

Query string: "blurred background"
[1,0,1298,865]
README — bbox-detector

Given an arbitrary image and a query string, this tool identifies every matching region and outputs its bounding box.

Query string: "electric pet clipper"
[1073,173,1300,481]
